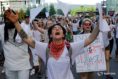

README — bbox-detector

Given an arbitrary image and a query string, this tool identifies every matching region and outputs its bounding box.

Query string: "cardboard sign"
[73,33,106,73]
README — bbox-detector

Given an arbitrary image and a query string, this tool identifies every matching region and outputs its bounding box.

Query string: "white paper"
[100,19,110,32]
[30,7,43,22]
[97,3,102,17]
[46,12,49,17]
[74,33,106,72]
[97,3,110,32]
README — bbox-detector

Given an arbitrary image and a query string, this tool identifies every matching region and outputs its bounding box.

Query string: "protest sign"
[73,33,106,73]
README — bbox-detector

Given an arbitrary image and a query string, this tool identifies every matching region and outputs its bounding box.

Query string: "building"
[0,0,29,15]
[106,0,118,15]
[0,0,40,15]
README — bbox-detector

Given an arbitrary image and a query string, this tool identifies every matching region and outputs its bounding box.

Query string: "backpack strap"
[65,42,73,67]
[65,42,77,79]
[44,46,49,79]
[45,43,73,79]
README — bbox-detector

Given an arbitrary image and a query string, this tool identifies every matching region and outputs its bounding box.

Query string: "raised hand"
[4,9,18,24]
[32,21,39,29]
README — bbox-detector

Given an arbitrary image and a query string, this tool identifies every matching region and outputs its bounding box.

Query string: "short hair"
[24,15,30,18]
[48,23,66,43]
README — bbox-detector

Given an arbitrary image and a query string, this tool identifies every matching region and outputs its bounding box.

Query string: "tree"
[26,8,30,16]
[57,9,64,16]
[18,9,25,20]
[49,4,56,16]
[70,6,96,16]
[41,7,47,13]
[36,0,40,4]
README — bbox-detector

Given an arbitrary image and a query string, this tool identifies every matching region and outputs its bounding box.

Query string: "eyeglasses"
[83,23,91,26]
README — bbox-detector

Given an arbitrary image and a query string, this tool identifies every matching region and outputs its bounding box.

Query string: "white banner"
[74,33,106,73]
[57,1,70,16]
[97,3,110,32]
[30,6,43,22]
[45,12,49,17]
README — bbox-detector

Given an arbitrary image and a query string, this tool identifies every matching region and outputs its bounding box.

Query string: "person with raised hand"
[5,9,100,79]
[2,9,32,79]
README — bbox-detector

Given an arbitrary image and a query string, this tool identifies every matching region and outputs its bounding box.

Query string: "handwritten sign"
[74,33,106,73]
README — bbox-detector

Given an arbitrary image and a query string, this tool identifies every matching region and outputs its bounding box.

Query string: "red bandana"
[49,41,65,60]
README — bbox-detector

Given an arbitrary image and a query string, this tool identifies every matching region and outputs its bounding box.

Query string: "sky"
[44,0,105,5]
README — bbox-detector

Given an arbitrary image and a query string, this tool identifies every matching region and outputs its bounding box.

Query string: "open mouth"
[86,26,90,29]
[87,27,90,29]
[55,32,60,35]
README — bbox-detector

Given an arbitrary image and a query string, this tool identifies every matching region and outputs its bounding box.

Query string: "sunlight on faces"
[51,25,64,40]
[47,20,53,28]
[83,21,92,31]
[38,19,44,28]
[25,17,30,24]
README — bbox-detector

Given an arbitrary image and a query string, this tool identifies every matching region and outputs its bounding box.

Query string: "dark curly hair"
[48,23,66,44]
[4,9,18,42]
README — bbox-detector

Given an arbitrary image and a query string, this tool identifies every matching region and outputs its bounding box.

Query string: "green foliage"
[70,6,96,16]
[18,9,25,20]
[41,7,47,13]
[0,14,4,17]
[57,9,64,16]
[36,0,40,4]
[49,4,56,16]
[26,8,30,16]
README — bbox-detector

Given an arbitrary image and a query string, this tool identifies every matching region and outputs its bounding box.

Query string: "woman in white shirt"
[2,14,31,79]
[5,9,100,79]
[79,18,94,79]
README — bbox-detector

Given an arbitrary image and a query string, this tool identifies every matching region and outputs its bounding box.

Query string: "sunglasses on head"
[83,23,91,26]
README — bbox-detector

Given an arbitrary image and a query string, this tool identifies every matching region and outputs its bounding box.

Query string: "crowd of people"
[0,8,118,79]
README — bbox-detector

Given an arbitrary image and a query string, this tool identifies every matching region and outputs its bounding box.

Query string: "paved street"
[0,58,118,79]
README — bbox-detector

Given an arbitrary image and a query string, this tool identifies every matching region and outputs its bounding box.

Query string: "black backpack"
[38,42,76,79]
[0,40,5,66]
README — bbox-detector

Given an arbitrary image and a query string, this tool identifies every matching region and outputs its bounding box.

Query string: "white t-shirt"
[31,40,85,79]
[72,23,78,32]
[32,30,42,66]
[32,30,41,42]
[15,22,32,43]
[3,42,31,70]
[0,25,31,71]
[102,32,110,47]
